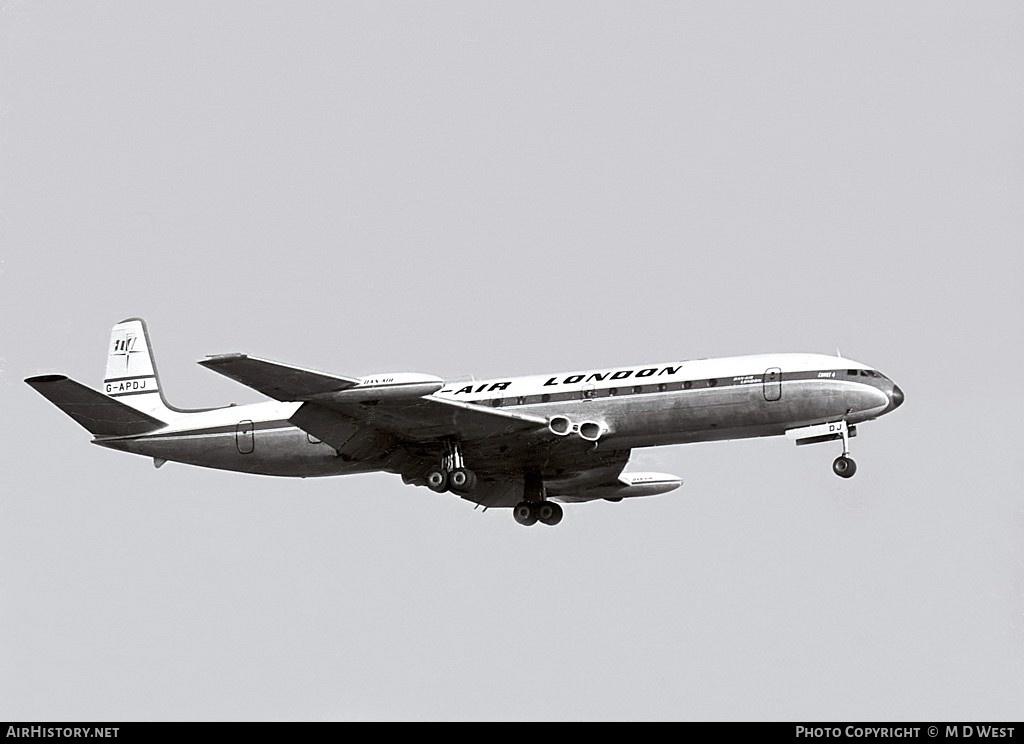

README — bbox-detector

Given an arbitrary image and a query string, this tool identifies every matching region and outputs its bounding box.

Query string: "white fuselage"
[97,352,900,478]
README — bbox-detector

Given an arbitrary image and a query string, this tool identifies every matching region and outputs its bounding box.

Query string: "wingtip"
[25,374,69,385]
[199,353,247,366]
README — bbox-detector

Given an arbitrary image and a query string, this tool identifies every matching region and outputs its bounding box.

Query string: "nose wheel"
[833,455,856,478]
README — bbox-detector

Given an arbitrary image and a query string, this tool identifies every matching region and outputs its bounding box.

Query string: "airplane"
[25,318,904,527]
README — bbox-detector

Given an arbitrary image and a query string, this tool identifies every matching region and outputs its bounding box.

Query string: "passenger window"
[541,394,551,403]
[492,398,502,407]
[517,396,525,405]
[658,383,667,392]
[609,388,618,396]
[633,385,643,394]
[707,379,718,387]
[684,381,692,390]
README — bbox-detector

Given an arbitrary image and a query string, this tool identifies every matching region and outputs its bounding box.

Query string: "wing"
[199,354,361,399]
[199,353,550,443]
[199,353,629,507]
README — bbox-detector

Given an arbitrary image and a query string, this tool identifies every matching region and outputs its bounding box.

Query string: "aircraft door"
[236,419,255,454]
[763,368,782,401]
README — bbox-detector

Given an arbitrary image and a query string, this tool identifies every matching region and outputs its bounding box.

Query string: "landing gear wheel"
[537,501,563,526]
[448,467,477,494]
[426,470,449,493]
[513,502,539,526]
[832,456,857,478]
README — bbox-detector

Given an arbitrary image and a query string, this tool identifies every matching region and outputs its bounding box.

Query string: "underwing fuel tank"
[589,472,683,501]
[313,373,444,403]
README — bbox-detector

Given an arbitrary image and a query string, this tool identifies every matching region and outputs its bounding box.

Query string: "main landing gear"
[513,500,563,527]
[832,420,857,479]
[426,441,478,495]
[513,472,563,527]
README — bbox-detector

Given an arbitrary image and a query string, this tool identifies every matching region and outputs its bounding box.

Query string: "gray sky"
[2,1,1022,721]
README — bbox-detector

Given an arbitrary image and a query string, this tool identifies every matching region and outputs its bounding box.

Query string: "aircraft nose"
[889,384,904,410]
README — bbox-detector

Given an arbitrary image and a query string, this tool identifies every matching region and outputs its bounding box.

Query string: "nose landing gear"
[832,420,856,479]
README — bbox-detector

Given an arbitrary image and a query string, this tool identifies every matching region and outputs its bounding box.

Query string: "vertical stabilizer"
[103,318,173,417]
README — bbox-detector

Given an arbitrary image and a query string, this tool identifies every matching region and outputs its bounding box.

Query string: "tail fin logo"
[111,333,142,370]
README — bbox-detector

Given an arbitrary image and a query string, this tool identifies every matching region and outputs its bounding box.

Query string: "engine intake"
[549,416,606,441]
[548,415,572,436]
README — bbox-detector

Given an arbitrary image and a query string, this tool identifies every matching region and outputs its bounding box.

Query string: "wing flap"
[289,402,398,459]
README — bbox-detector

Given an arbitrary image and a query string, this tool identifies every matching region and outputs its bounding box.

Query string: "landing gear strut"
[426,441,477,494]
[513,472,563,527]
[832,420,857,478]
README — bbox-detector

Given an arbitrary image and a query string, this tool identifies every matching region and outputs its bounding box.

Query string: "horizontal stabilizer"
[25,375,166,437]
